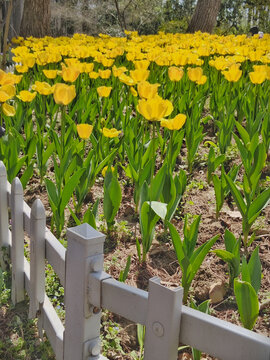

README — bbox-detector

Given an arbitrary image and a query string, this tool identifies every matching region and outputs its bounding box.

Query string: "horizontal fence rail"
[0,160,269,360]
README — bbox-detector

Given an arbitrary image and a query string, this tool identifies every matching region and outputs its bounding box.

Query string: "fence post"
[64,223,106,360]
[11,177,25,304]
[29,199,46,320]
[144,277,183,360]
[0,161,11,268]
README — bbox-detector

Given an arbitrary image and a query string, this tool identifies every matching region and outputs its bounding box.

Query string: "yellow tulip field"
[0,30,270,358]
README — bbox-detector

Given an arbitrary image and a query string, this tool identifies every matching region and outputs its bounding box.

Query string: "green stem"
[61,106,66,160]
[150,121,156,201]
[168,130,174,172]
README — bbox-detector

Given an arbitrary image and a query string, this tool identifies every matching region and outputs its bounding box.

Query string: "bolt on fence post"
[11,177,25,304]
[64,223,106,360]
[0,161,11,268]
[29,199,46,321]
[144,277,183,360]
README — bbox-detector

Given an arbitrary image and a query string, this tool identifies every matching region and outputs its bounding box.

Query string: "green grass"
[0,268,55,360]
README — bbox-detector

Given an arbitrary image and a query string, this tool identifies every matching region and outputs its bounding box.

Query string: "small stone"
[179,352,193,360]
[209,281,226,304]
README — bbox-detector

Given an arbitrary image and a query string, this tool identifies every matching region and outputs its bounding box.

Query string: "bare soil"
[1,140,269,360]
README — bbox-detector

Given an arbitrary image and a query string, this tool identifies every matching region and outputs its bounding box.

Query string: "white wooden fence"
[0,160,269,360]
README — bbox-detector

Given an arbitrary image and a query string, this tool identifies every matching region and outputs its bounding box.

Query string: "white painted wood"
[101,277,148,324]
[144,277,183,360]
[24,256,30,296]
[180,305,270,360]
[95,268,270,360]
[0,161,11,268]
[41,294,64,360]
[45,229,66,287]
[64,223,105,360]
[29,199,46,319]
[23,201,31,235]
[11,177,25,304]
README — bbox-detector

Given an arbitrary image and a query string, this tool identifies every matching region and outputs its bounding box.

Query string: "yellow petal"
[77,124,93,140]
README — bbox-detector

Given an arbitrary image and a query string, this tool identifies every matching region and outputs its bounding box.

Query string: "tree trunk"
[20,0,51,37]
[10,0,24,38]
[187,0,222,33]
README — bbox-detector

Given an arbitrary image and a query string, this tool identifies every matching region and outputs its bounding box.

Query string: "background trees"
[20,0,51,37]
[187,0,222,33]
[1,0,269,43]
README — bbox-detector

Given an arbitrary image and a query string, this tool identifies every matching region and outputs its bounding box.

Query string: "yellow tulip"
[130,69,150,83]
[15,64,29,73]
[249,71,267,84]
[130,87,138,97]
[196,75,207,85]
[2,103,16,116]
[53,83,76,105]
[137,95,173,121]
[89,71,99,79]
[32,81,54,95]
[102,165,115,177]
[222,64,242,82]
[77,124,93,140]
[171,52,188,66]
[133,60,150,70]
[119,74,135,86]
[84,63,94,73]
[61,66,80,82]
[168,67,184,81]
[101,127,121,138]
[17,90,37,102]
[98,69,111,79]
[112,66,127,78]
[0,84,16,102]
[187,67,206,84]
[161,114,186,130]
[137,81,160,99]
[0,91,11,102]
[22,54,36,68]
[0,84,16,98]
[97,86,112,97]
[101,58,114,67]
[43,69,58,79]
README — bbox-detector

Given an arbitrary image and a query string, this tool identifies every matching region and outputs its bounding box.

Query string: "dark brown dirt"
[19,141,270,359]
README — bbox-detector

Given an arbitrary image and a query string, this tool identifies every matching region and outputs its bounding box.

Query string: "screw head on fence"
[152,321,164,337]
[88,339,101,356]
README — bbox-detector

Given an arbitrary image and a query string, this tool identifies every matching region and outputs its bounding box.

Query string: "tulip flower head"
[43,69,58,79]
[222,64,242,82]
[249,70,267,84]
[32,81,54,95]
[17,90,37,102]
[97,86,112,98]
[137,95,173,121]
[137,81,160,99]
[102,165,115,177]
[2,103,16,116]
[53,83,76,105]
[61,66,80,82]
[161,114,186,130]
[168,66,184,82]
[77,124,93,140]
[101,127,121,138]
[187,67,207,85]
[130,69,150,83]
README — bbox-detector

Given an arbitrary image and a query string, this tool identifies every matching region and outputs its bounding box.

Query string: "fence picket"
[0,161,11,268]
[29,199,46,320]
[64,223,106,360]
[11,177,25,304]
[144,277,183,360]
